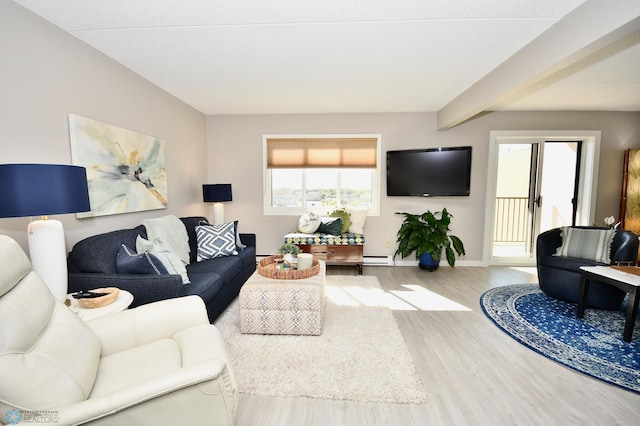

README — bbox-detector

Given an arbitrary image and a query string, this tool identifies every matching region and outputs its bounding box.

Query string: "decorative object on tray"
[74,287,120,309]
[277,242,301,264]
[258,255,320,279]
[297,253,314,270]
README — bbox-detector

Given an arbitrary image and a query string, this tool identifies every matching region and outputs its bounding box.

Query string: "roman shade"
[266,137,378,168]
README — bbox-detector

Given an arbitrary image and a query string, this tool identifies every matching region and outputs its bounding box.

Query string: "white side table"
[578,266,640,342]
[66,290,134,321]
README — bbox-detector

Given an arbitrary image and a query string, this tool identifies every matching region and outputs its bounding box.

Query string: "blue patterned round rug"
[480,284,640,394]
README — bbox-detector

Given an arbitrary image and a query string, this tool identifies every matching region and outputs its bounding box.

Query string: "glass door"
[490,140,580,264]
[538,141,581,232]
[492,142,541,261]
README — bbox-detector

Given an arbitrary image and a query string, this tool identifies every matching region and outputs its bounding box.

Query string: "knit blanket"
[141,215,190,264]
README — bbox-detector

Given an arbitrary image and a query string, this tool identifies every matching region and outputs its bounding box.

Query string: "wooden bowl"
[77,287,120,309]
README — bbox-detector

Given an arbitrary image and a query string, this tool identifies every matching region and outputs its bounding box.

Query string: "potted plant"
[278,242,302,264]
[394,208,465,270]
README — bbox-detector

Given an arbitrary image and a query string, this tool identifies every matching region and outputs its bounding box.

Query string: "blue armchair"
[536,226,638,310]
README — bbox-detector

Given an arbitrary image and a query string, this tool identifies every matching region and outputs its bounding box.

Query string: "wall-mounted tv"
[386,146,472,197]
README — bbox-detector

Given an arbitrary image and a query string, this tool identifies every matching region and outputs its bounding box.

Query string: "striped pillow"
[554,227,615,264]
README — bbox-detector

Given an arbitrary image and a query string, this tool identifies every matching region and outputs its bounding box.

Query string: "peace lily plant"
[394,208,465,269]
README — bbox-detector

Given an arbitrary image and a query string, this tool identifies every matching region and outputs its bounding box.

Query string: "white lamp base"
[27,219,68,302]
[213,202,225,225]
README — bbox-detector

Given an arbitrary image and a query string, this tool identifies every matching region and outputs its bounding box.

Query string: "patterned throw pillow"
[116,244,168,275]
[136,236,190,284]
[196,222,238,261]
[554,227,615,264]
[199,219,246,249]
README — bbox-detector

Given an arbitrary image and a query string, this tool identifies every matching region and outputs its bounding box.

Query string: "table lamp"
[0,164,90,301]
[202,184,232,225]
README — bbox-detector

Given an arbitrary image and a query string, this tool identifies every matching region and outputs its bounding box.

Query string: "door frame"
[483,130,601,266]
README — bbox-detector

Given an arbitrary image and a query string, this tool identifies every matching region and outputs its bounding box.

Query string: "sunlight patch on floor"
[325,286,417,310]
[509,266,538,276]
[325,284,471,311]
[324,286,360,307]
[391,285,472,311]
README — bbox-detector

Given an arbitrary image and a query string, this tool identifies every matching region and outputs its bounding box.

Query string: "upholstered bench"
[284,232,365,274]
[239,261,326,335]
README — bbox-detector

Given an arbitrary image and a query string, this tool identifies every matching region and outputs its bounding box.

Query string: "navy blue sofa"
[67,216,256,322]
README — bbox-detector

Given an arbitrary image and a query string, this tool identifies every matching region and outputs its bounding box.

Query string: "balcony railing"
[494,197,529,243]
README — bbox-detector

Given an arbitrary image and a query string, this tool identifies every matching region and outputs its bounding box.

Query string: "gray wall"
[207,111,640,262]
[3,1,640,265]
[0,1,208,253]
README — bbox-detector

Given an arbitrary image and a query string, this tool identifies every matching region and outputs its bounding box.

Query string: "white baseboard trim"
[393,259,485,267]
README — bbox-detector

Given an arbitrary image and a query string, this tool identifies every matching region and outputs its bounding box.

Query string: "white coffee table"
[578,266,640,342]
[66,289,134,321]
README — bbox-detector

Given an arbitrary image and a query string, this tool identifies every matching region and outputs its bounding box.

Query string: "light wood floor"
[233,266,640,425]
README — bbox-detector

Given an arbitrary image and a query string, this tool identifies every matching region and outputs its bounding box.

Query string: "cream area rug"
[214,275,428,404]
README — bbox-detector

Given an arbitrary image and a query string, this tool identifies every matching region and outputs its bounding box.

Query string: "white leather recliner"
[0,235,237,425]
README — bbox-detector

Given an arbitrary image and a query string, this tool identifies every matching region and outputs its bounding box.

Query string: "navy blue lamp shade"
[0,164,91,218]
[202,184,232,203]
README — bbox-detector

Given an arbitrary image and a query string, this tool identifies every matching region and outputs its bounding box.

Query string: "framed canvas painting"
[69,114,168,218]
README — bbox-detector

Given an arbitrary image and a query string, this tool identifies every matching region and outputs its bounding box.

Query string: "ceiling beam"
[436,0,640,130]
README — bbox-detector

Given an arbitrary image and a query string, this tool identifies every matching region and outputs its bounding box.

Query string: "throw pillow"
[554,227,615,264]
[196,222,238,261]
[347,207,368,234]
[234,220,247,249]
[317,217,343,235]
[298,211,321,234]
[199,219,246,249]
[136,236,190,284]
[116,244,168,275]
[329,208,351,234]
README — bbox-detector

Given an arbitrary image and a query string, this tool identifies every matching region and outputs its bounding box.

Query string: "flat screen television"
[386,146,472,197]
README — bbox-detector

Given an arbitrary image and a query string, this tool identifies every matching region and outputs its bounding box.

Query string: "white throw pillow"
[136,235,190,284]
[347,207,368,234]
[298,212,321,234]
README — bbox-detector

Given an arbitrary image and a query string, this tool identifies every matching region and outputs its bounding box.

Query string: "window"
[263,135,381,215]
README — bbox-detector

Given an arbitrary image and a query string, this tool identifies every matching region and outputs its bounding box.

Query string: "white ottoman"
[239,260,325,335]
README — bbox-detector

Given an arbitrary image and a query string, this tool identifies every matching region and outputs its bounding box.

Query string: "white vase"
[283,253,296,265]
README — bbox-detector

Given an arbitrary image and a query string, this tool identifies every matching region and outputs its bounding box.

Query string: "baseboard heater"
[363,255,394,266]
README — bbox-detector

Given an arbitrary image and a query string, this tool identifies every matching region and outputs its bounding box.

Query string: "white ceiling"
[13,0,640,122]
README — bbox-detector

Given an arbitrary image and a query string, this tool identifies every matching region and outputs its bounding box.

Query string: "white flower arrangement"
[604,216,619,229]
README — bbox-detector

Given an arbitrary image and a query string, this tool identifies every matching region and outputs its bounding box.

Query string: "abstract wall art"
[69,114,168,218]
